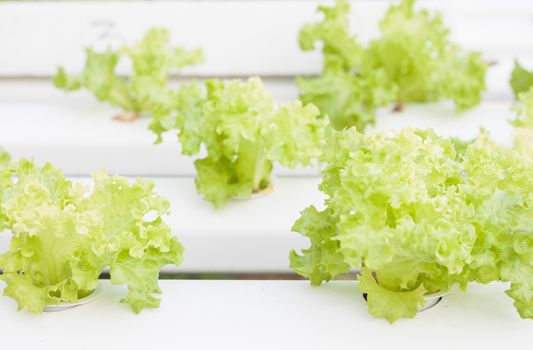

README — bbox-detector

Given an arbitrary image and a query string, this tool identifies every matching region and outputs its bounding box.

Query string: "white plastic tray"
[0,280,530,350]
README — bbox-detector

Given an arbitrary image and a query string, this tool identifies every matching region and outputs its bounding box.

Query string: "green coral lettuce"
[149,81,206,152]
[298,0,488,131]
[297,0,396,131]
[290,128,533,322]
[54,28,203,120]
[150,77,329,208]
[0,158,183,314]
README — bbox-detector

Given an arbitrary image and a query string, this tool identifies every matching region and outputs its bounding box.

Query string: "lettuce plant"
[54,28,203,121]
[150,77,328,207]
[0,158,183,314]
[297,0,395,131]
[290,128,533,322]
[298,0,488,131]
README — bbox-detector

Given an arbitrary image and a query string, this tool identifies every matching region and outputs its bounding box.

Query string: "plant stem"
[235,139,273,192]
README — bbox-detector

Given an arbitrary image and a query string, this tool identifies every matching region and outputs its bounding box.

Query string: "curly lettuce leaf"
[0,160,183,314]
[510,60,533,99]
[511,86,533,163]
[435,50,487,111]
[507,282,533,319]
[149,81,206,153]
[54,27,203,116]
[299,0,363,72]
[363,0,487,109]
[450,136,477,156]
[80,170,183,312]
[359,268,427,323]
[193,157,256,208]
[297,68,395,131]
[202,78,274,160]
[297,0,395,131]
[289,206,350,285]
[265,101,327,168]
[0,148,9,168]
[123,28,203,81]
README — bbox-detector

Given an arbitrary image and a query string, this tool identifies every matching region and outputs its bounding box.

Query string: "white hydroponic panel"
[1,1,533,77]
[0,176,324,273]
[0,81,515,176]
[0,280,530,350]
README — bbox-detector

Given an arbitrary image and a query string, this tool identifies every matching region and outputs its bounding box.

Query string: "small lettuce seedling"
[54,28,203,121]
[0,158,183,314]
[298,0,488,131]
[290,128,533,322]
[151,77,329,207]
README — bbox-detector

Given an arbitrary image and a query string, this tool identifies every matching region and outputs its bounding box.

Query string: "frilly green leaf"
[359,268,427,323]
[510,87,533,164]
[510,60,533,99]
[290,206,350,285]
[0,147,10,168]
